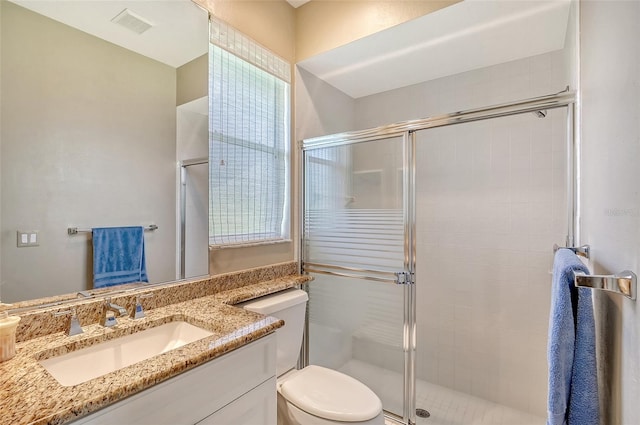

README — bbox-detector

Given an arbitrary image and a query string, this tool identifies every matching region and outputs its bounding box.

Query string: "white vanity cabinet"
[72,333,276,425]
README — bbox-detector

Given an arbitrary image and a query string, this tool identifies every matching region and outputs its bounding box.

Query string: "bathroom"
[0,0,639,424]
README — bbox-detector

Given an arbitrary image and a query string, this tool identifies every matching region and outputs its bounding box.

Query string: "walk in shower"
[300,89,576,425]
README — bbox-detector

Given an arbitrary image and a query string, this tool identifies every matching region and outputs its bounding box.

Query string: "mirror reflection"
[0,0,209,303]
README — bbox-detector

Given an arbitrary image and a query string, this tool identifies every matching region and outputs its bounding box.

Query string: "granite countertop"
[0,276,309,425]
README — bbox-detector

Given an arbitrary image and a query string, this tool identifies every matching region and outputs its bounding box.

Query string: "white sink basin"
[39,321,213,386]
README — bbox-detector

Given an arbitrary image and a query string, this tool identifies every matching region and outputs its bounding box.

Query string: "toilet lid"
[279,365,382,422]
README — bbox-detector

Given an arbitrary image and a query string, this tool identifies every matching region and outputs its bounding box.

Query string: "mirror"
[0,0,210,305]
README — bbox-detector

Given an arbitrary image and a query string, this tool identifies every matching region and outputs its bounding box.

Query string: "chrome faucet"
[131,293,154,320]
[54,307,84,336]
[102,298,128,327]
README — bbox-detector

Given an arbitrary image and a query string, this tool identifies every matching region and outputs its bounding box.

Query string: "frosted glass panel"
[303,136,408,419]
[303,137,405,278]
[305,209,404,272]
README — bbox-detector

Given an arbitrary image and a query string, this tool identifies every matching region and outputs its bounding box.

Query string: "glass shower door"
[302,134,415,424]
[412,110,567,423]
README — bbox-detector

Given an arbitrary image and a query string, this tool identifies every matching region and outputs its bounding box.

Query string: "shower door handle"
[395,271,414,285]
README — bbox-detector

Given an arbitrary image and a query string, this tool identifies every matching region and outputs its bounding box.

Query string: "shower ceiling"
[297,0,572,99]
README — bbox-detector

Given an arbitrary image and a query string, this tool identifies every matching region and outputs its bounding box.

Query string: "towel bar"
[574,270,637,300]
[67,224,158,235]
[553,243,590,259]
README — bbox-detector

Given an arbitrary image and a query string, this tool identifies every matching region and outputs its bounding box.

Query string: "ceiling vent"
[111,9,153,35]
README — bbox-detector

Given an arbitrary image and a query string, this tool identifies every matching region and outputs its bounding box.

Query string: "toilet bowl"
[276,365,384,425]
[240,289,385,425]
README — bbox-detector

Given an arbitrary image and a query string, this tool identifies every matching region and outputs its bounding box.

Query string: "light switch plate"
[17,231,39,247]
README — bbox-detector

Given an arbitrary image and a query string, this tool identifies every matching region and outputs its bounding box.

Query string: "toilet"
[240,288,385,425]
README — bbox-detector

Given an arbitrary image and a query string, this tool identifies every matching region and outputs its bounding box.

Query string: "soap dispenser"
[0,301,20,362]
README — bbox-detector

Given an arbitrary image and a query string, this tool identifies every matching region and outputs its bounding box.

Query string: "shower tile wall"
[354,50,572,131]
[353,50,571,417]
[415,110,566,417]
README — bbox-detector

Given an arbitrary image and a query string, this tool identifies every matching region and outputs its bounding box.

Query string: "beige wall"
[0,2,178,302]
[295,0,460,62]
[581,2,640,423]
[0,0,3,292]
[295,67,356,140]
[177,54,208,106]
[194,0,296,62]
[193,0,458,67]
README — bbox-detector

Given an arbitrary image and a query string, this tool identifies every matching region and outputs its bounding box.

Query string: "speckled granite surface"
[0,263,312,425]
[14,262,301,343]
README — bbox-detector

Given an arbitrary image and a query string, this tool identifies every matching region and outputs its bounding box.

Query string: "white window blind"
[208,18,290,246]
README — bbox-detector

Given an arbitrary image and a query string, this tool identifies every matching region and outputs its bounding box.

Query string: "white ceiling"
[286,0,310,8]
[297,0,572,99]
[12,0,570,96]
[10,0,209,68]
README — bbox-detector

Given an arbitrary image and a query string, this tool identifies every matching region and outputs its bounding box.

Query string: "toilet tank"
[239,288,308,377]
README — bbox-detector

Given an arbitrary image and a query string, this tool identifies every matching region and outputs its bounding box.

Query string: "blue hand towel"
[92,226,148,289]
[547,248,599,425]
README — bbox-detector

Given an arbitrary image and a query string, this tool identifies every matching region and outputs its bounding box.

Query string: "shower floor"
[339,359,545,425]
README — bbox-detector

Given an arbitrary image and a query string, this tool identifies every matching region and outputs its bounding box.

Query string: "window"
[208,18,291,246]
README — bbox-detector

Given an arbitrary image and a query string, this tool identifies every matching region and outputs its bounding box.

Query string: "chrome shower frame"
[179,157,208,280]
[299,88,577,425]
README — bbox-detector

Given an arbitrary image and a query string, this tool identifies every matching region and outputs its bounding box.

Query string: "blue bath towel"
[92,226,148,288]
[547,249,599,425]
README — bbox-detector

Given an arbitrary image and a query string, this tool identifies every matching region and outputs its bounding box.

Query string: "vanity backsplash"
[14,262,301,343]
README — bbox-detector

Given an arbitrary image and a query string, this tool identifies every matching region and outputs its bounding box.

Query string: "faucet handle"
[132,293,154,319]
[102,297,127,327]
[103,311,117,328]
[54,307,84,336]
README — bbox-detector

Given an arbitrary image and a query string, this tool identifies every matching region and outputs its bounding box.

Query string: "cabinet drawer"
[73,333,276,425]
[196,377,276,425]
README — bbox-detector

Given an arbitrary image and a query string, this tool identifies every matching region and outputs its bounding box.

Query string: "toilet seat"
[279,365,383,422]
